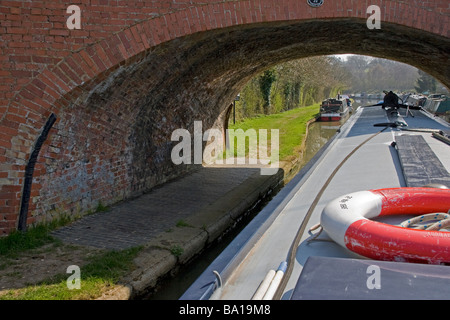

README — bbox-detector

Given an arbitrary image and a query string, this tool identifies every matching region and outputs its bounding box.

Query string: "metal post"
[18,113,57,232]
[233,94,240,125]
[233,100,236,124]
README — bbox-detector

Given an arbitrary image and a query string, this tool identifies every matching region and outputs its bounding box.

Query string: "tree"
[258,69,276,113]
[233,56,351,121]
[414,70,437,94]
[341,55,420,93]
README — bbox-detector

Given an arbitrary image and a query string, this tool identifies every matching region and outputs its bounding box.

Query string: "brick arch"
[1,0,449,234]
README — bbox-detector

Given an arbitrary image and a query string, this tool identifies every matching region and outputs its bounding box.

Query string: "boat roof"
[181,106,450,300]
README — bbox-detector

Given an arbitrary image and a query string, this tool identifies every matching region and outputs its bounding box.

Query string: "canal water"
[145,99,378,300]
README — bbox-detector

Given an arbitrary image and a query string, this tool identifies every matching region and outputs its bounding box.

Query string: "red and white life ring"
[320,187,450,265]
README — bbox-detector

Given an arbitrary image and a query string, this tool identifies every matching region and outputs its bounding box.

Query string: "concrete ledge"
[124,247,177,296]
[101,167,285,299]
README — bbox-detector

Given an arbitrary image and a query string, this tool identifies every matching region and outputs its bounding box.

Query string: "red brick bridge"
[0,0,449,235]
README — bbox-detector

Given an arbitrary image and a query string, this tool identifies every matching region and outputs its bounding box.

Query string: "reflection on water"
[301,120,343,166]
[299,99,378,168]
[145,99,380,300]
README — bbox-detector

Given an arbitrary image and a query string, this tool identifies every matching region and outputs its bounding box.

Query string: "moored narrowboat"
[319,95,351,121]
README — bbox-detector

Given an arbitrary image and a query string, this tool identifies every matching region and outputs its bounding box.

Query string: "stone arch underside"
[1,7,449,234]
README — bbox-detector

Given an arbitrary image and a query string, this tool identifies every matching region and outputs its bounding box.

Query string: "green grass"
[0,214,141,300]
[227,104,320,161]
[0,218,69,258]
[0,247,141,300]
[176,219,191,227]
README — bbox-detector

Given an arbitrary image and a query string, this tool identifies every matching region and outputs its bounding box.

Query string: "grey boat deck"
[181,106,450,300]
[395,134,450,187]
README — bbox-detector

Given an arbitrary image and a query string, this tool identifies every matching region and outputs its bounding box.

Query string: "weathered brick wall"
[0,0,449,235]
[1,0,217,104]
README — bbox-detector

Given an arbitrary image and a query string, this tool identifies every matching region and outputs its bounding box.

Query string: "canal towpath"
[48,109,326,299]
[1,105,334,300]
[50,160,298,299]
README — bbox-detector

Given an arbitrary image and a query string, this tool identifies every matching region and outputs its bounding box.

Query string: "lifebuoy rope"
[400,211,450,231]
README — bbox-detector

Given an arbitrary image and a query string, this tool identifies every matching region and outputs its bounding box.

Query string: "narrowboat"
[319,96,351,121]
[182,103,450,300]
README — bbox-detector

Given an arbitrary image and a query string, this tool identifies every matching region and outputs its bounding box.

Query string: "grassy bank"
[0,245,140,300]
[0,214,141,300]
[227,103,320,162]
